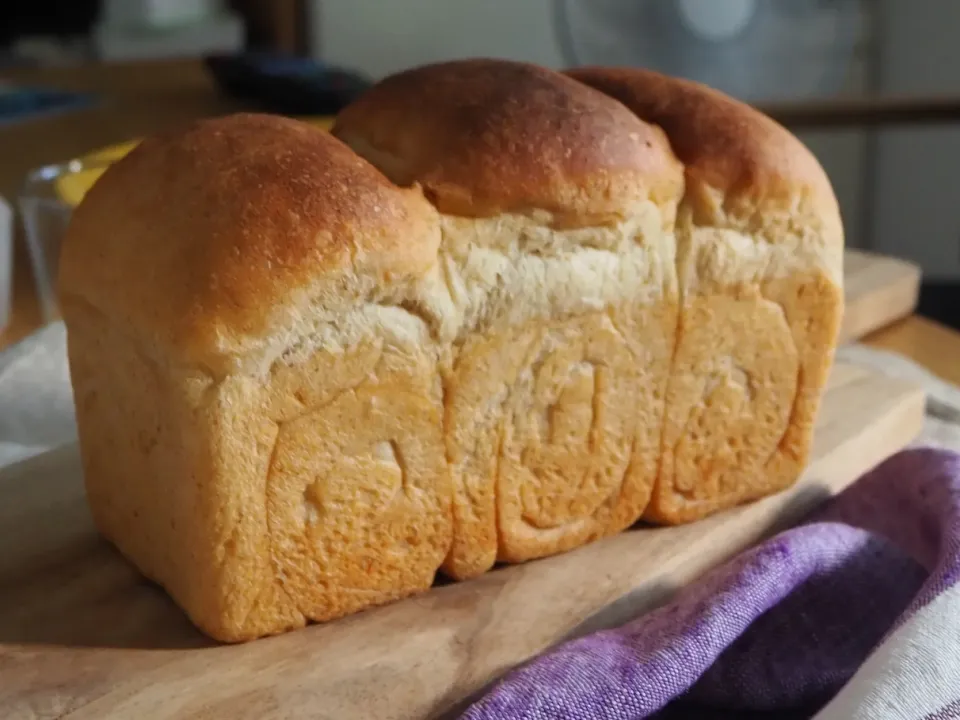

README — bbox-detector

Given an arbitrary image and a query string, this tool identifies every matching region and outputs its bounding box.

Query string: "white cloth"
[0,322,76,468]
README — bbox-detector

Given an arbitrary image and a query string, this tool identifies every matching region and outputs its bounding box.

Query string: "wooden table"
[3,60,960,387]
[863,315,960,385]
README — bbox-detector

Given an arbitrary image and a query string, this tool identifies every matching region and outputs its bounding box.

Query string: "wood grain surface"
[0,363,924,719]
[866,315,960,387]
[840,250,920,343]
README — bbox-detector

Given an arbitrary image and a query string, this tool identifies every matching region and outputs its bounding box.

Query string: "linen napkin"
[2,327,960,719]
[464,447,960,720]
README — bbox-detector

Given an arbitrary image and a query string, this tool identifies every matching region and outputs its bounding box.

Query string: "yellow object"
[54,140,140,208]
[53,116,336,208]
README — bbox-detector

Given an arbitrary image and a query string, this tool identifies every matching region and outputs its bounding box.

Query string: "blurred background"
[1,0,959,342]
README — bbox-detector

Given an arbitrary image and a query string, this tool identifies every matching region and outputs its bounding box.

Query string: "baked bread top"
[58,59,843,376]
[59,113,440,373]
[566,66,842,240]
[331,58,682,224]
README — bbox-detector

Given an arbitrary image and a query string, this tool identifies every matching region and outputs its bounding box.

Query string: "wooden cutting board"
[0,363,924,719]
[841,249,921,343]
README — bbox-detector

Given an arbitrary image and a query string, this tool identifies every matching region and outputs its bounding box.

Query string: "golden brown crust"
[565,66,841,230]
[58,113,440,372]
[60,62,846,642]
[332,59,683,224]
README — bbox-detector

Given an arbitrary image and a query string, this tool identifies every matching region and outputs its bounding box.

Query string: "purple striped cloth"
[464,448,960,720]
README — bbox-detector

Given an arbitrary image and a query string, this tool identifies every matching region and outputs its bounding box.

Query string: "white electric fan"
[552,0,864,104]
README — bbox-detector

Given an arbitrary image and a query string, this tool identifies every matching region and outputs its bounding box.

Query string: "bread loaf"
[59,59,843,642]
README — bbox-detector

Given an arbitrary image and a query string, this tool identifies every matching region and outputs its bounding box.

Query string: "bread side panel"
[492,304,676,565]
[62,299,231,635]
[430,207,677,576]
[206,306,452,637]
[649,198,843,523]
